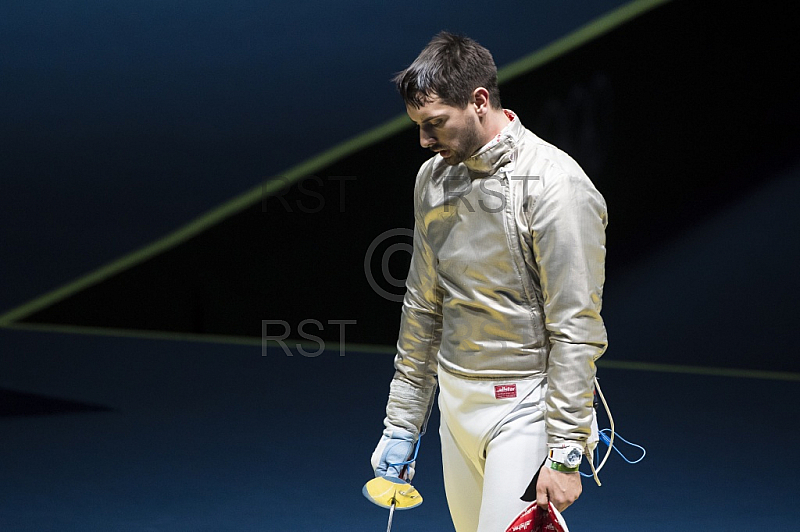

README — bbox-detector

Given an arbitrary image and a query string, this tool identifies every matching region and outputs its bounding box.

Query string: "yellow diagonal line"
[0,0,672,326]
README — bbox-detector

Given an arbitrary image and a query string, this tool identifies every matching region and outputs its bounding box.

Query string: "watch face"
[566,448,582,467]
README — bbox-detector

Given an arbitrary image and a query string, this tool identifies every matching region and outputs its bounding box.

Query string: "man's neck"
[480,108,512,144]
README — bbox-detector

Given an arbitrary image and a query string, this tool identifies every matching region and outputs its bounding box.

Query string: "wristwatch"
[547,444,583,473]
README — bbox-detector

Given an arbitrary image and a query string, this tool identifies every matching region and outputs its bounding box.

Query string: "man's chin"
[438,150,462,165]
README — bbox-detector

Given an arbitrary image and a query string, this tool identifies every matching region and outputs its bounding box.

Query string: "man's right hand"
[535,464,582,513]
[370,426,417,480]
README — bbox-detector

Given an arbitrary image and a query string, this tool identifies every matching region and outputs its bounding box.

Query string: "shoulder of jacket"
[510,131,606,214]
[517,131,596,186]
[415,155,439,184]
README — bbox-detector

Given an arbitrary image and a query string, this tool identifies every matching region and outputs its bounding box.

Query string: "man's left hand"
[535,465,582,512]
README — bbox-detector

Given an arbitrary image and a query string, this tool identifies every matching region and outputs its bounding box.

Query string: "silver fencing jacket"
[385,110,608,446]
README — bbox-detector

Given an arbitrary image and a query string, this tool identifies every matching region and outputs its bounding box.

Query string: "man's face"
[406,96,484,166]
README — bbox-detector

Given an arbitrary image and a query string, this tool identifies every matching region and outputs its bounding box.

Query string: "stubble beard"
[441,120,484,166]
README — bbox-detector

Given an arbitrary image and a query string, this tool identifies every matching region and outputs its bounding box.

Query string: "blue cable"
[387,433,423,470]
[600,429,646,464]
[580,429,646,478]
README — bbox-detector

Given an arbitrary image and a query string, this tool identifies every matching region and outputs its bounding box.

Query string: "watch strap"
[545,457,580,473]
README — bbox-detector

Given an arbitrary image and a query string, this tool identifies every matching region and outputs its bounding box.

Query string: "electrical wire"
[582,376,646,486]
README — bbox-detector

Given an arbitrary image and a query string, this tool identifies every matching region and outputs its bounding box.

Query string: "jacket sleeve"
[384,169,443,437]
[529,171,608,445]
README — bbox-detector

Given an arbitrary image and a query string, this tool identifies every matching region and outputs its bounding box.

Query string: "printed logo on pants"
[494,384,517,399]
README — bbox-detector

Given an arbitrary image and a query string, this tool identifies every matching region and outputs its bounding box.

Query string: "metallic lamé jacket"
[386,111,608,445]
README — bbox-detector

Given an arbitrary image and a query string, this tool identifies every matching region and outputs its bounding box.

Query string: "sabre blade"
[386,500,396,532]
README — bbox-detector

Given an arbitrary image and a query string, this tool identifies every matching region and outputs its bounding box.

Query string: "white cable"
[586,376,614,487]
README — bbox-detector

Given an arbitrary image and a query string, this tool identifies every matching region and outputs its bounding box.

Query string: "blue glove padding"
[371,426,417,481]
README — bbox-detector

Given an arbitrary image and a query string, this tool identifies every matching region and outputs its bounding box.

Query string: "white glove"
[370,426,417,481]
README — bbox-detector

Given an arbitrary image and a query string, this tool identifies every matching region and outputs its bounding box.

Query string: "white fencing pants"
[438,369,548,532]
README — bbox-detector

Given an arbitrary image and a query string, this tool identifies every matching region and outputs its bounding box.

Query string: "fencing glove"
[371,425,417,481]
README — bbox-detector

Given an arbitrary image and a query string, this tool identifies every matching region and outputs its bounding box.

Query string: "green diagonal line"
[0,112,407,326]
[497,0,671,83]
[0,0,671,326]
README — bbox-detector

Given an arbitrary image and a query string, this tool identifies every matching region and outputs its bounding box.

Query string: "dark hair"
[393,31,502,110]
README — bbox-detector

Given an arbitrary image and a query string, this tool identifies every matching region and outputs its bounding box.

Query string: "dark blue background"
[2,1,800,530]
[0,0,628,311]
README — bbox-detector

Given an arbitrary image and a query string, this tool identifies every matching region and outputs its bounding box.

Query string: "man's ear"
[472,87,490,115]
